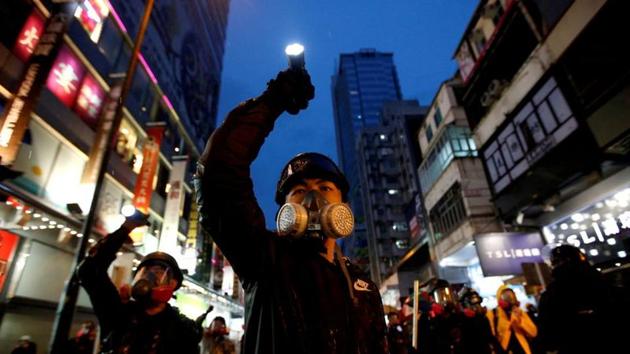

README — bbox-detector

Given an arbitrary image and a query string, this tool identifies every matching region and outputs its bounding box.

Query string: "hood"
[496,284,510,299]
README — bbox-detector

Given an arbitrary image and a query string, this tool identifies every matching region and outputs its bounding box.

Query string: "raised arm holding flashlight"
[194,44,388,354]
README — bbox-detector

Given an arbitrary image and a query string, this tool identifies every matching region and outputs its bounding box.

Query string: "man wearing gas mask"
[194,66,387,354]
[77,217,202,353]
[458,288,496,354]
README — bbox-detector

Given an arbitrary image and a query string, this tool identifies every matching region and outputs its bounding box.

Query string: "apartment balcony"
[455,0,541,130]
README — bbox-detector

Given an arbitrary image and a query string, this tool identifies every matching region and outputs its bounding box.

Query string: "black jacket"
[194,94,387,354]
[537,265,627,354]
[77,228,201,354]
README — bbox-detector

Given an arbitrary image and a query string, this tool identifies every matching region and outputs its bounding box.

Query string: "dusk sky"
[216,0,478,226]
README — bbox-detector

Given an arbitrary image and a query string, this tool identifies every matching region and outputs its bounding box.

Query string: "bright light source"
[25,210,33,214]
[570,223,579,230]
[116,252,123,256]
[63,227,71,232]
[77,233,83,238]
[56,224,63,229]
[591,213,600,221]
[607,238,617,245]
[22,226,29,231]
[174,147,180,153]
[589,249,599,256]
[615,263,621,267]
[595,202,604,209]
[618,251,627,258]
[388,189,399,195]
[70,230,77,235]
[49,220,56,225]
[285,43,304,56]
[560,223,569,230]
[39,225,47,230]
[88,239,95,244]
[33,213,41,218]
[379,134,386,141]
[121,204,136,217]
[571,213,584,222]
[42,217,49,222]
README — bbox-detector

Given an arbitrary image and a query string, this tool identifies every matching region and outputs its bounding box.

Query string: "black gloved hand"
[265,69,315,115]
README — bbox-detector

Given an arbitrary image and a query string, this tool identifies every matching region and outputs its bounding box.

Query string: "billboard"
[473,232,545,276]
[109,0,226,149]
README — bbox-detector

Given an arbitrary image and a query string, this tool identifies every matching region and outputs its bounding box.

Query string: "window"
[425,125,434,142]
[429,183,467,239]
[433,107,443,127]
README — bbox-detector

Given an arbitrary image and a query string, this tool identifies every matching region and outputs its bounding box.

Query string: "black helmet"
[550,244,588,269]
[275,152,349,205]
[137,252,184,290]
[459,287,482,308]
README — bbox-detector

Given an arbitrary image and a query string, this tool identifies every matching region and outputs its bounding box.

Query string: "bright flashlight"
[285,43,305,70]
[121,204,136,217]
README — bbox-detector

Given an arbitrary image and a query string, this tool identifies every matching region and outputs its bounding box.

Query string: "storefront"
[538,167,630,274]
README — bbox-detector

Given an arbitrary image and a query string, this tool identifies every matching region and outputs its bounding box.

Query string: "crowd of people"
[386,245,628,354]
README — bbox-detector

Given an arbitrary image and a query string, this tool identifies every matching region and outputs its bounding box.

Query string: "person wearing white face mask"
[194,68,387,354]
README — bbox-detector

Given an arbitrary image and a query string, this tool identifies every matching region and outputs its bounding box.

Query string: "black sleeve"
[77,227,130,336]
[368,282,388,354]
[195,95,284,281]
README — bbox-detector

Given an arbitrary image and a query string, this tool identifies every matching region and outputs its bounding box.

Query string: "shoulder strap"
[493,308,499,335]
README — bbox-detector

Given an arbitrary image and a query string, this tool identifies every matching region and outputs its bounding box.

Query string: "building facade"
[416,79,504,295]
[0,0,242,351]
[454,0,630,278]
[331,49,402,268]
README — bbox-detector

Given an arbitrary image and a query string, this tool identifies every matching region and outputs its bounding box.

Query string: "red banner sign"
[132,123,166,213]
[46,45,86,107]
[74,73,105,127]
[13,10,45,62]
[0,230,19,292]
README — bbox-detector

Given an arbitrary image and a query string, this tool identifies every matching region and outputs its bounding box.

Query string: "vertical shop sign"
[132,122,165,213]
[80,82,123,184]
[0,3,78,165]
[158,156,188,253]
[12,10,46,62]
[0,230,19,292]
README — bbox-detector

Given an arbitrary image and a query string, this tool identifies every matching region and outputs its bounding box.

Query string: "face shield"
[131,263,175,304]
[432,286,456,307]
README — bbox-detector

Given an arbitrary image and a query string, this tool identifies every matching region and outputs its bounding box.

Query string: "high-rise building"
[331,49,402,268]
[356,100,428,285]
[0,0,241,350]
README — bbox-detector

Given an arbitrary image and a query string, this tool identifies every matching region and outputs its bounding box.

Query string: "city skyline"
[216,0,477,226]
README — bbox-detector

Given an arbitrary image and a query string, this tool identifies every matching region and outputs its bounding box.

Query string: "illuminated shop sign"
[13,10,45,62]
[74,0,110,42]
[74,73,105,126]
[46,46,86,107]
[545,188,630,263]
[483,77,578,194]
[474,232,545,276]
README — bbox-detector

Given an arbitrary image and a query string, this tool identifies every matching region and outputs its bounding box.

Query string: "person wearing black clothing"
[538,244,628,354]
[10,335,36,354]
[387,312,409,354]
[194,68,387,354]
[458,288,495,354]
[77,217,201,354]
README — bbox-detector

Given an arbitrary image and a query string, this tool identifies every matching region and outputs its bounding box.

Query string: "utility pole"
[48,0,156,352]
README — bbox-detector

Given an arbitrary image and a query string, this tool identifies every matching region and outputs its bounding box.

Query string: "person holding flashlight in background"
[194,44,388,354]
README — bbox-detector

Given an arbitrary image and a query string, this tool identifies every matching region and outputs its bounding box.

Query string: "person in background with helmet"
[202,316,236,354]
[537,244,628,354]
[487,286,537,354]
[77,215,202,353]
[458,288,496,354]
[194,65,387,354]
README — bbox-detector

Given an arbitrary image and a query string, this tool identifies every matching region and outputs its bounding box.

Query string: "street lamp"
[285,43,305,70]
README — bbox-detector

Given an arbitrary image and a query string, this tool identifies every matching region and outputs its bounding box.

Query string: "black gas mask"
[276,190,354,239]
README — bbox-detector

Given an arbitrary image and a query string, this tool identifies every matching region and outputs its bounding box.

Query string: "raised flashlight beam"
[285,43,305,70]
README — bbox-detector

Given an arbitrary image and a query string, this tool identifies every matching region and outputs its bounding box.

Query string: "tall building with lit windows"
[331,49,402,277]
[0,0,241,350]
